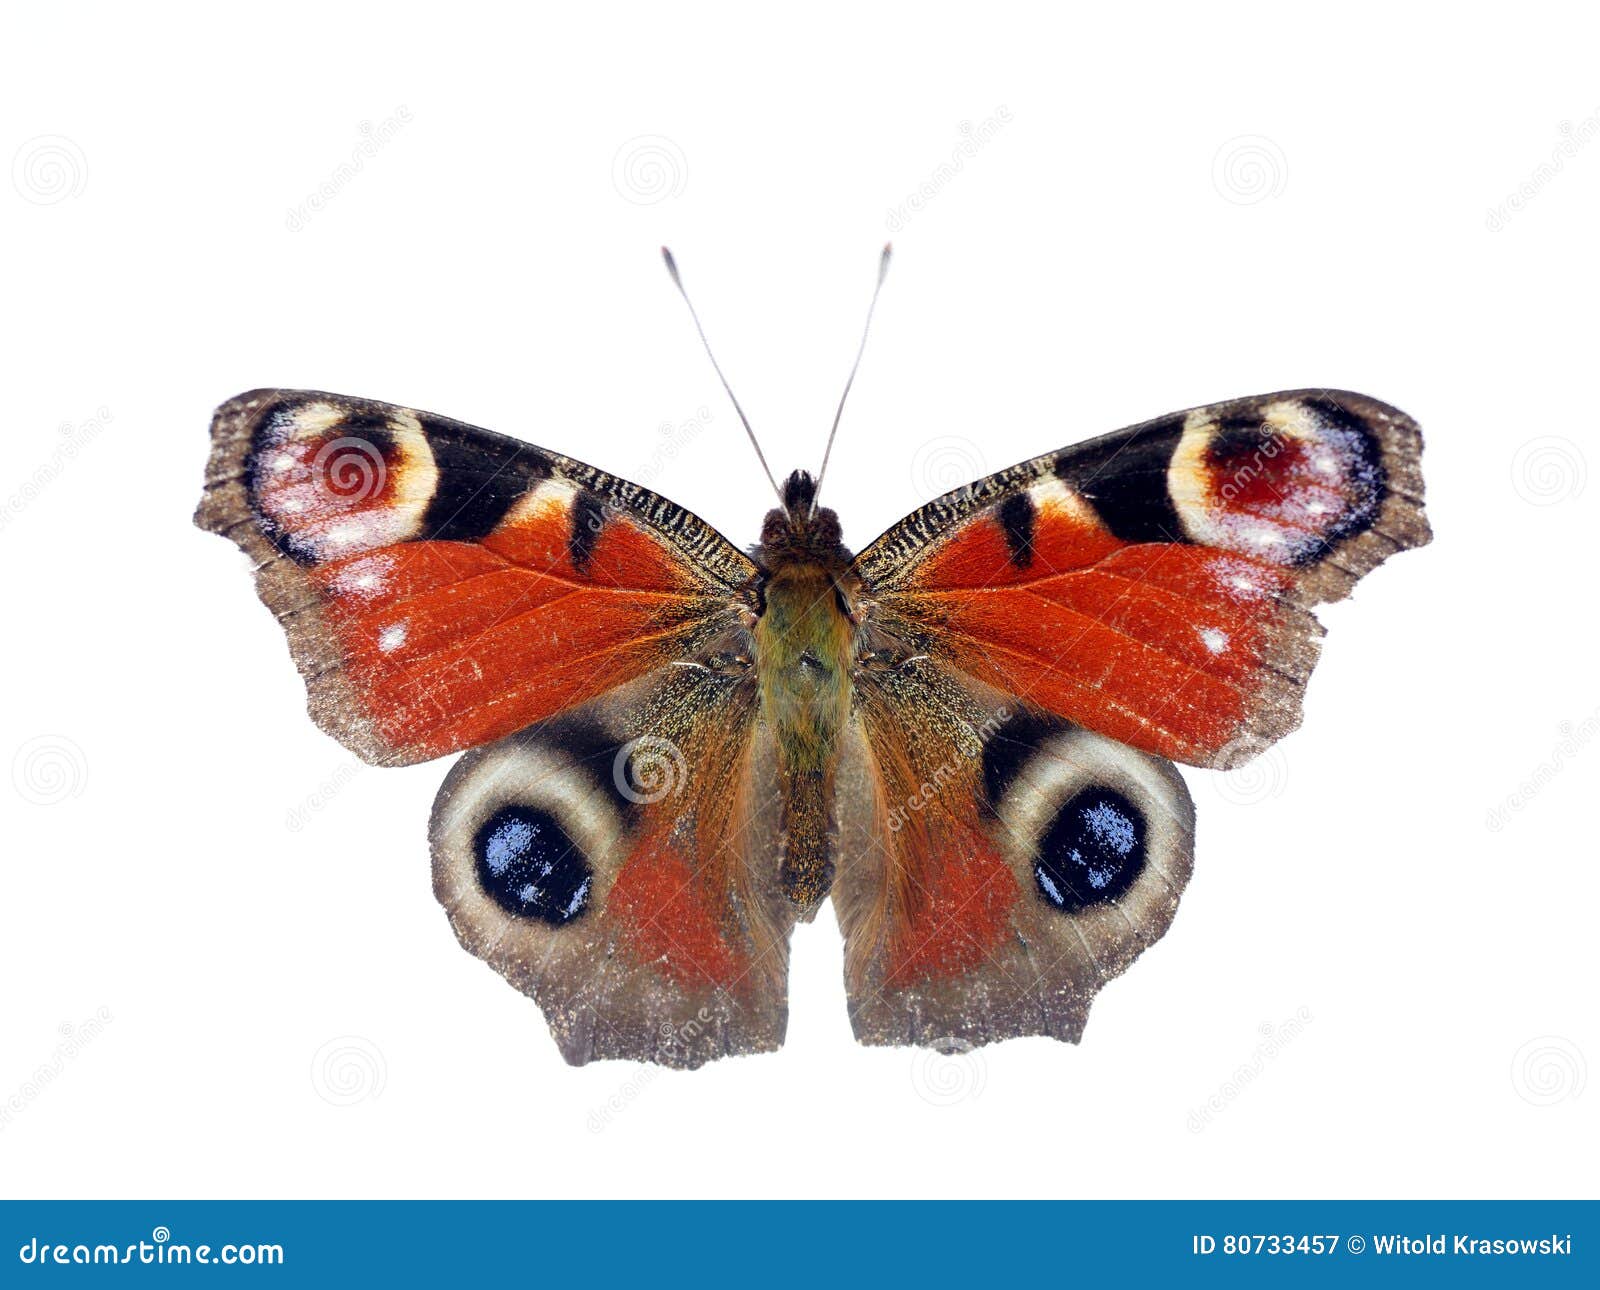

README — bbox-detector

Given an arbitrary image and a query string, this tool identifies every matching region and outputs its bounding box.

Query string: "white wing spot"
[378,623,408,653]
[323,520,367,550]
[1199,627,1229,654]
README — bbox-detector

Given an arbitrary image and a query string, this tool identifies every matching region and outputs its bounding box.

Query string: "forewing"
[196,389,756,765]
[850,390,1430,767]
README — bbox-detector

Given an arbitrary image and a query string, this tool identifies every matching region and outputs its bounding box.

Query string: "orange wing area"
[197,390,751,766]
[427,672,793,1068]
[307,517,723,762]
[864,391,1431,768]
[877,490,1307,766]
[607,831,750,990]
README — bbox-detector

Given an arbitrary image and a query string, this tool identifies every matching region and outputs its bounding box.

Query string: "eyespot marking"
[473,805,593,924]
[1033,786,1146,912]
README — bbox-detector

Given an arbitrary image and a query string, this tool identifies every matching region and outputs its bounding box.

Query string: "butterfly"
[195,248,1430,1068]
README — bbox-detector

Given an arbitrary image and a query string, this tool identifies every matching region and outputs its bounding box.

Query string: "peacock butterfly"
[195,248,1430,1067]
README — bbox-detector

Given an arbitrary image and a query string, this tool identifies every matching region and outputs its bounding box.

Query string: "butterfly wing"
[196,389,756,766]
[851,389,1429,766]
[199,390,790,1066]
[837,390,1428,1047]
[431,666,794,1068]
[835,666,1195,1048]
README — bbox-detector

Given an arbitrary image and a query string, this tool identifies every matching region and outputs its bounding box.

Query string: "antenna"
[812,243,892,514]
[660,246,784,505]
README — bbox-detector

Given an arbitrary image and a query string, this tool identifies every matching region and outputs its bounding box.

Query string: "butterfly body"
[199,384,1429,1067]
[752,470,858,912]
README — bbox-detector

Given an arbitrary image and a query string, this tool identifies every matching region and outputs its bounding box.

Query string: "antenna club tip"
[878,242,893,282]
[660,245,682,286]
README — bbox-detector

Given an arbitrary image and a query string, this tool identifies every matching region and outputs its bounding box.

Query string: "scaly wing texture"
[195,389,756,766]
[198,390,788,1066]
[835,665,1195,1049]
[431,669,795,1068]
[851,389,1429,767]
[837,390,1428,1049]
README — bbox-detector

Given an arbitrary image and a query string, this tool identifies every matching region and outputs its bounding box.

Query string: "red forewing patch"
[307,534,715,761]
[913,501,1123,590]
[888,541,1302,763]
[483,495,700,592]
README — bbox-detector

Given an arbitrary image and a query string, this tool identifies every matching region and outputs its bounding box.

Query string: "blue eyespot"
[473,806,593,925]
[1033,787,1146,912]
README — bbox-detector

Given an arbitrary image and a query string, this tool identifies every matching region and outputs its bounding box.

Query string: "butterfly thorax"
[753,471,858,913]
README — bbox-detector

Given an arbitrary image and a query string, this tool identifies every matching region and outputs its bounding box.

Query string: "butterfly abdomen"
[753,535,857,913]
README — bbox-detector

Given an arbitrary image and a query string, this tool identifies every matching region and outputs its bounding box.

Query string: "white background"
[2,2,1595,1200]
